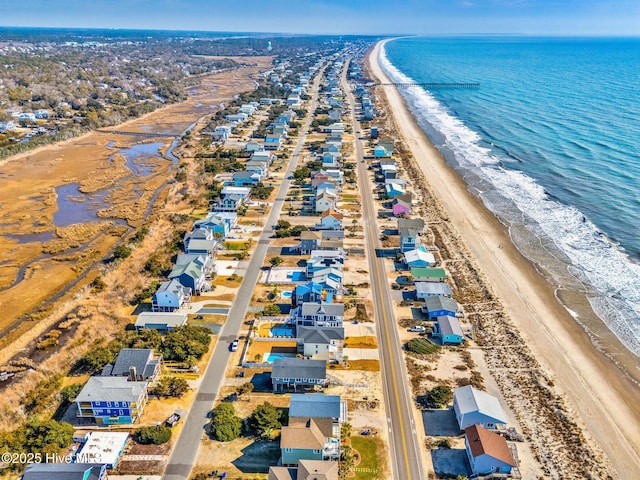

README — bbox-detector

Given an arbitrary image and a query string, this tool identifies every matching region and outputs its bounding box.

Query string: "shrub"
[262,304,281,316]
[153,376,190,398]
[136,425,172,445]
[113,244,132,260]
[210,403,243,442]
[406,338,440,355]
[418,385,453,408]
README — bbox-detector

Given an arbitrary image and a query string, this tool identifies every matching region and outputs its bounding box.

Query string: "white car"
[408,326,426,333]
[230,339,239,352]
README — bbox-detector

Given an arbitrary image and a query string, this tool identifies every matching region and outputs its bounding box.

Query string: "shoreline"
[369,39,640,477]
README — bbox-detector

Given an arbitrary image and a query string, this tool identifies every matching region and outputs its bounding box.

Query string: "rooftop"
[465,424,515,466]
[455,385,507,424]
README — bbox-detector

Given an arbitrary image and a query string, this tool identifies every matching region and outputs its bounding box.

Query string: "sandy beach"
[369,39,640,478]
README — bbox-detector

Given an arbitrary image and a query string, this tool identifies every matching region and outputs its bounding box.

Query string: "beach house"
[76,376,149,425]
[399,228,420,253]
[152,279,192,312]
[75,431,129,469]
[317,209,343,230]
[101,348,162,382]
[392,197,412,217]
[280,394,346,464]
[422,296,459,318]
[169,258,209,294]
[454,385,508,431]
[404,248,435,268]
[465,425,516,475]
[433,316,464,345]
[297,326,345,361]
[268,460,339,480]
[290,302,344,328]
[271,358,327,393]
[233,170,262,186]
[414,282,453,300]
[411,267,447,282]
[134,311,188,332]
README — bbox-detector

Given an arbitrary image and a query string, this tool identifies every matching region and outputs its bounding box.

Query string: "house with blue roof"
[384,182,405,198]
[194,213,228,238]
[280,394,347,465]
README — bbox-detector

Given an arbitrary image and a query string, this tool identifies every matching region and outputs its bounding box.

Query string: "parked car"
[408,326,427,333]
[230,339,239,352]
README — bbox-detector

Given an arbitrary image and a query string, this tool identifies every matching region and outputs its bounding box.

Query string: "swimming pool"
[282,291,293,298]
[270,326,295,337]
[286,271,306,282]
[263,352,298,363]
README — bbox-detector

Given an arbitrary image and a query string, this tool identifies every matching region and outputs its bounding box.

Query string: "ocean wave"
[379,42,640,357]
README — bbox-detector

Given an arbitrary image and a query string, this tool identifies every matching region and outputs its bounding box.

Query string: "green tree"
[339,443,356,480]
[419,385,453,409]
[210,403,243,442]
[262,304,281,316]
[113,244,132,260]
[340,422,352,439]
[136,425,172,445]
[248,402,282,439]
[153,376,190,398]
[269,256,283,267]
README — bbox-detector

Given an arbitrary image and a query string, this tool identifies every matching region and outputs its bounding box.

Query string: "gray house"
[134,311,187,332]
[22,464,108,480]
[297,326,345,361]
[291,302,344,328]
[271,358,327,393]
[101,348,162,382]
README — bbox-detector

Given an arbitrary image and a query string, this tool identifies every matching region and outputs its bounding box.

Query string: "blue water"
[53,183,111,227]
[381,37,640,356]
[270,326,295,337]
[264,352,297,363]
[119,142,164,176]
[282,291,293,298]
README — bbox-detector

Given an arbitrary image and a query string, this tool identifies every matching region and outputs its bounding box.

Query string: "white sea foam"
[379,43,640,357]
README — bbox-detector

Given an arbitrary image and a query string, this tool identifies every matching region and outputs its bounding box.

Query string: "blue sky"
[3,0,640,35]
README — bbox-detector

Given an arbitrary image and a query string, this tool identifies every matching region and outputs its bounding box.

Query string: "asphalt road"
[162,66,325,480]
[342,59,424,480]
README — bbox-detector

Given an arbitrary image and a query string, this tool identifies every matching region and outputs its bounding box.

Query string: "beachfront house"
[76,376,149,425]
[134,311,188,332]
[398,217,425,235]
[454,385,508,431]
[271,358,327,393]
[265,134,282,150]
[414,282,453,300]
[101,348,162,382]
[411,267,447,282]
[294,282,325,306]
[152,279,192,312]
[268,460,339,480]
[404,248,435,268]
[245,141,264,152]
[233,170,262,186]
[384,182,405,198]
[399,228,420,253]
[392,197,412,217]
[306,250,345,278]
[422,296,459,318]
[465,425,516,475]
[433,316,464,345]
[297,326,345,361]
[290,302,344,328]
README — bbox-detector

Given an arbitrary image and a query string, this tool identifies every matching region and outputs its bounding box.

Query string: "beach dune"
[369,39,640,478]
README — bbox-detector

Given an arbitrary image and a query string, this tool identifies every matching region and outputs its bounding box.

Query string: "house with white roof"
[454,385,508,431]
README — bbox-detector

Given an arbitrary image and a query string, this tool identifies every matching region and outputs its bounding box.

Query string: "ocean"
[381,36,640,359]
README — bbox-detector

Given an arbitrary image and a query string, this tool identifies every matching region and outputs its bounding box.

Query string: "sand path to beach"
[369,39,640,478]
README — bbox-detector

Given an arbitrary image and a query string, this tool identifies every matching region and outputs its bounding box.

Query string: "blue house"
[194,213,228,238]
[294,282,324,306]
[465,425,516,475]
[233,170,261,187]
[433,316,464,345]
[76,376,149,425]
[384,182,405,198]
[423,296,459,318]
[399,228,420,253]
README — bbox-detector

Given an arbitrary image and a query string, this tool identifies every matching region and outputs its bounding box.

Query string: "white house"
[453,385,508,431]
